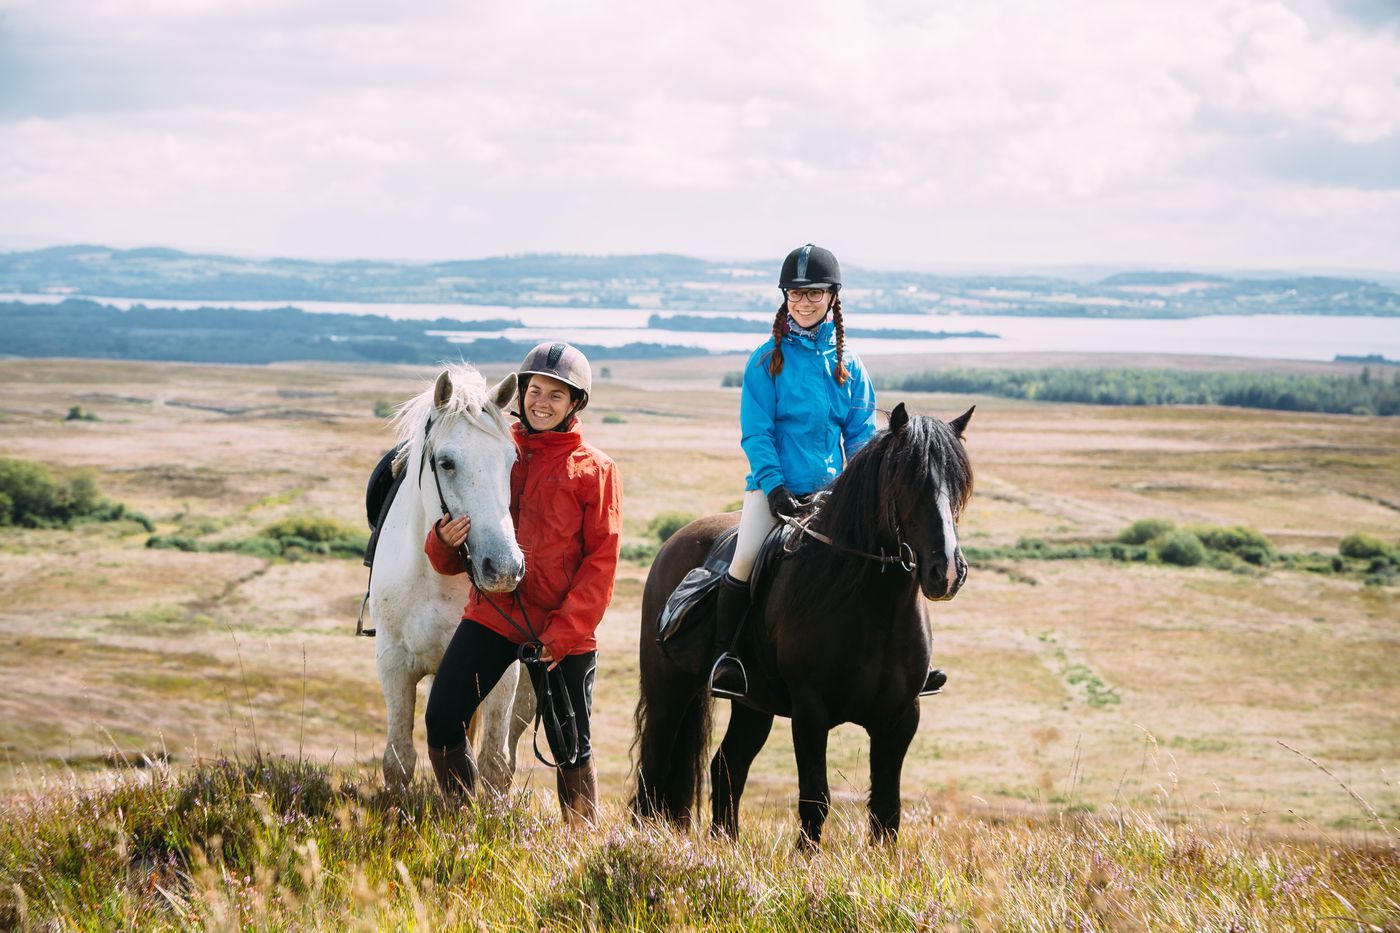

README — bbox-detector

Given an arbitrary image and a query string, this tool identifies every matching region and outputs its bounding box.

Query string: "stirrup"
[708,653,748,699]
[919,668,948,697]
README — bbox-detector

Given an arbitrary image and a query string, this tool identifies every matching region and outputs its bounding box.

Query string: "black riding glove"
[767,485,801,519]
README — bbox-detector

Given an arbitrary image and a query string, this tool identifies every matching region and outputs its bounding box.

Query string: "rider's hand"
[767,485,801,519]
[538,646,561,671]
[435,514,470,548]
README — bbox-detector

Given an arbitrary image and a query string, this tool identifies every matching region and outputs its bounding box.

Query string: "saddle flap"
[657,526,739,643]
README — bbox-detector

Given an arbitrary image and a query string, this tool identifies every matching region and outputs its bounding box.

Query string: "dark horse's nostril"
[482,556,497,580]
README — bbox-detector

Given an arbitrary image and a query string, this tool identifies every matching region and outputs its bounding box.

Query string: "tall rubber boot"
[428,740,478,798]
[708,574,751,699]
[920,668,948,696]
[556,760,598,826]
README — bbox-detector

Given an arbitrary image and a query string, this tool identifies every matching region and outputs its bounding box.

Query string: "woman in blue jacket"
[709,244,946,699]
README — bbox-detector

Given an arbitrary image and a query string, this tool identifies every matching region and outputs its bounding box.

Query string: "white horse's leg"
[507,665,537,775]
[377,645,420,788]
[475,663,522,797]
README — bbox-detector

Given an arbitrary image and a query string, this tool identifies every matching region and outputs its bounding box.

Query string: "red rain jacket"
[424,419,622,658]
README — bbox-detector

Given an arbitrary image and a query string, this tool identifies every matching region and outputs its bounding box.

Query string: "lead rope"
[426,420,580,769]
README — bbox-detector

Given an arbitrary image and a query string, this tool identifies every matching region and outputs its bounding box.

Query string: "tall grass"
[2,756,1396,930]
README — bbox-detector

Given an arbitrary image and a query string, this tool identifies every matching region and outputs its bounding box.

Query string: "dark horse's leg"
[709,703,774,837]
[635,679,708,827]
[790,699,832,849]
[867,699,920,843]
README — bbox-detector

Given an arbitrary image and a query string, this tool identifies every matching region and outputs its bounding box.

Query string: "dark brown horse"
[631,403,974,846]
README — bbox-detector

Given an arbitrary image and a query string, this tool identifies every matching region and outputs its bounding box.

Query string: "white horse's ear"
[889,402,909,432]
[433,370,452,409]
[949,405,975,438]
[490,372,517,410]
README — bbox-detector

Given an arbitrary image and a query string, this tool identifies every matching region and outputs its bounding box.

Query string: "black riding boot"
[708,574,751,698]
[920,668,948,696]
[428,740,478,798]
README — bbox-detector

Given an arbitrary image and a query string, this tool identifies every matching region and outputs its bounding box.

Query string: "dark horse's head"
[817,402,974,601]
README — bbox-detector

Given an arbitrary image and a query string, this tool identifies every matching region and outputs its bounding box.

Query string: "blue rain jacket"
[740,320,878,497]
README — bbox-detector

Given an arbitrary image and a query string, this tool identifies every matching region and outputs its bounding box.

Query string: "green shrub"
[146,534,201,552]
[647,511,696,543]
[602,414,626,424]
[620,542,658,563]
[373,399,396,418]
[1338,533,1392,560]
[1118,518,1175,545]
[261,514,358,544]
[0,458,60,526]
[227,537,283,558]
[1156,531,1206,567]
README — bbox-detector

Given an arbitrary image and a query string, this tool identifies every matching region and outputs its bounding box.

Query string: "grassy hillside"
[0,353,1396,926]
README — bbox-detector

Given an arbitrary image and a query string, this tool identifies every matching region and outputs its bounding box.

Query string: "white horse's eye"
[438,457,455,472]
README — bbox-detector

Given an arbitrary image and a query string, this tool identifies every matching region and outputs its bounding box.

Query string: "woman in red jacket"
[423,342,622,824]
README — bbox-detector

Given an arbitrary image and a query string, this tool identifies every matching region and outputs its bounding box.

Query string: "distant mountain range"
[1,245,1397,318]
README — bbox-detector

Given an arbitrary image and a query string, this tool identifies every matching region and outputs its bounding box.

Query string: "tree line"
[875,366,1400,416]
[0,300,701,365]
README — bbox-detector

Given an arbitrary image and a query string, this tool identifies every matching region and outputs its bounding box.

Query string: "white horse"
[370,364,536,792]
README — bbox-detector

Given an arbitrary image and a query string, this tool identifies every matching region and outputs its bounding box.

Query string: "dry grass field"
[0,353,1396,846]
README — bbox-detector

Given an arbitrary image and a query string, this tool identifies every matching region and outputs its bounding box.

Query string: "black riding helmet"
[779,244,841,293]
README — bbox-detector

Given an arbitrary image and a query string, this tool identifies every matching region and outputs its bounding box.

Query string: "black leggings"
[424,620,597,769]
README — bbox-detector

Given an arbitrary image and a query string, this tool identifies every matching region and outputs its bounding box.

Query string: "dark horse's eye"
[438,457,455,472]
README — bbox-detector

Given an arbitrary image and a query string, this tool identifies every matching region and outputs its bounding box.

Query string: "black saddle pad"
[362,443,406,568]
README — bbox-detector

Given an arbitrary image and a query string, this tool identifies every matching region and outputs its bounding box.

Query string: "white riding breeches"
[729,489,776,582]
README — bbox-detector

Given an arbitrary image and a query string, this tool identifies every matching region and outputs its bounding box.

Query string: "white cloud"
[0,0,1397,269]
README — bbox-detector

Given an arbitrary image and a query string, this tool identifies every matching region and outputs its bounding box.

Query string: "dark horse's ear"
[948,405,975,438]
[433,370,452,409]
[889,403,909,432]
[489,372,516,410]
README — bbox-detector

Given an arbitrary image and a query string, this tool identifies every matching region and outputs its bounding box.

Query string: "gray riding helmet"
[516,341,593,412]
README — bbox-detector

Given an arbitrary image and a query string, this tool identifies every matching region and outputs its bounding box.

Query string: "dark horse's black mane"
[791,414,973,604]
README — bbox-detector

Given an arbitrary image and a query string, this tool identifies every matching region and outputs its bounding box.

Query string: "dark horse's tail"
[629,672,713,825]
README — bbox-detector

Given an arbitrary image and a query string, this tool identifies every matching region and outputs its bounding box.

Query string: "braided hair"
[766,294,849,385]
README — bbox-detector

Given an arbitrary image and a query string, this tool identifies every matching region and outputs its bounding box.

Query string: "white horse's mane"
[389,363,513,474]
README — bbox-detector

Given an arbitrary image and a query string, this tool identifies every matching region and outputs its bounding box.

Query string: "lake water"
[6,294,1398,362]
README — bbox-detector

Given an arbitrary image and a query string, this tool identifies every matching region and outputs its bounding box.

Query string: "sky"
[1,0,1399,273]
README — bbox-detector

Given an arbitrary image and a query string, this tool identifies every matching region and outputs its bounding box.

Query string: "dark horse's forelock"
[800,414,973,589]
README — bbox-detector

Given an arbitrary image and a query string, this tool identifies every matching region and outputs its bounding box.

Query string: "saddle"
[362,442,406,569]
[656,519,792,654]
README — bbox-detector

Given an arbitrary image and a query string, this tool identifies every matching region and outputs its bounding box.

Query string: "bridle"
[422,416,581,769]
[781,508,917,573]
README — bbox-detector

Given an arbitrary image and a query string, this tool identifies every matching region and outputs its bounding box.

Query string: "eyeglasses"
[786,288,830,303]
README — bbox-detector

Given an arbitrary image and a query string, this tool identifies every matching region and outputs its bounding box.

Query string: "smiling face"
[522,373,576,431]
[785,286,834,329]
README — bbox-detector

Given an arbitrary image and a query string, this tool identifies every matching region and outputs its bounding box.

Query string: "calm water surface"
[6,294,1397,362]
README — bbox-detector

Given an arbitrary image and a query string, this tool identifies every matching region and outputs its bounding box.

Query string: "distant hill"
[1,245,1397,317]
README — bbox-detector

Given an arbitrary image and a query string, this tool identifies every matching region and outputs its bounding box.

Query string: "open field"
[0,353,1397,847]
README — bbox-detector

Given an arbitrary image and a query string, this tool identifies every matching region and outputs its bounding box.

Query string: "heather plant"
[1,756,1395,930]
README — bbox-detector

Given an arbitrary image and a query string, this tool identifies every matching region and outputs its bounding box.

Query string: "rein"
[782,511,917,573]
[423,417,581,770]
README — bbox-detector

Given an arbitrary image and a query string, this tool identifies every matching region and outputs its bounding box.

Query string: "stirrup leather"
[708,652,748,699]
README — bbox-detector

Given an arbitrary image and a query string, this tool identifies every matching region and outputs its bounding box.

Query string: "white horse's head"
[393,364,525,592]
